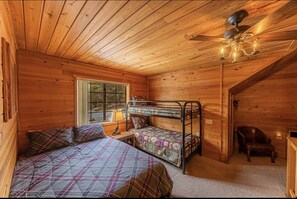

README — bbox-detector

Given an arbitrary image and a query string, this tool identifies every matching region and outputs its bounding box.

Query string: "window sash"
[78,80,127,124]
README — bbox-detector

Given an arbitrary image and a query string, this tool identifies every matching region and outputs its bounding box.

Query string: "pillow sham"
[74,123,106,143]
[132,116,148,129]
[131,95,148,106]
[26,127,74,156]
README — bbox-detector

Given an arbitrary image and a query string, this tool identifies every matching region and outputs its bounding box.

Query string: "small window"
[77,80,128,125]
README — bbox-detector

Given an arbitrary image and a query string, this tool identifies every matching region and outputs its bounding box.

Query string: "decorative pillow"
[26,127,74,156]
[131,95,148,106]
[74,123,106,143]
[132,116,148,129]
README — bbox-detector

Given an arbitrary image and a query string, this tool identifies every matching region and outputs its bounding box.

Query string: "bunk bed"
[126,100,202,174]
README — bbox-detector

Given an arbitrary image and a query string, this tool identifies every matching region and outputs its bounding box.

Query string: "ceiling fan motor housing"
[227,9,249,26]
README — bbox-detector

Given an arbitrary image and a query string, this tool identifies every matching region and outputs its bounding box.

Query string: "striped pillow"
[74,123,106,143]
[26,127,74,156]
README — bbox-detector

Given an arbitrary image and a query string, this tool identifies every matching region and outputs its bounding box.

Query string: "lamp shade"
[112,109,124,122]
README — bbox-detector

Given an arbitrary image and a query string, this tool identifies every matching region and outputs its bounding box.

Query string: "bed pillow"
[132,116,148,129]
[26,127,74,156]
[74,123,106,143]
[131,95,148,106]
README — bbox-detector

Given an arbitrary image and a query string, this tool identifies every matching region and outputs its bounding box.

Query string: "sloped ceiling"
[8,0,297,75]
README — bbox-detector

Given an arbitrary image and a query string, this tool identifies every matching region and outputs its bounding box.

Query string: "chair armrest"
[238,131,246,144]
[267,137,272,144]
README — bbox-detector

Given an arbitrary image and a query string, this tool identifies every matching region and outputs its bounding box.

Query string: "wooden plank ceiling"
[8,0,297,75]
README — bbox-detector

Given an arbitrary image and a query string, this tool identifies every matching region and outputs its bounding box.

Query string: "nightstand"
[109,131,135,147]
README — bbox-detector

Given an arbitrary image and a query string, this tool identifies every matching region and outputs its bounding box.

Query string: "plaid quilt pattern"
[26,127,73,156]
[10,137,173,198]
[128,105,199,118]
[74,123,106,143]
[129,126,200,167]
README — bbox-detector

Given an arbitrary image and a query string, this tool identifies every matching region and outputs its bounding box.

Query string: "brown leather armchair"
[237,126,275,163]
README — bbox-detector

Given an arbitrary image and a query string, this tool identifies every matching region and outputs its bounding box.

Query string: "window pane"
[106,94,116,103]
[106,103,116,111]
[89,103,103,112]
[106,111,112,122]
[89,112,104,123]
[116,94,126,102]
[116,85,125,93]
[90,93,104,102]
[117,103,126,109]
[90,83,103,92]
[106,84,115,93]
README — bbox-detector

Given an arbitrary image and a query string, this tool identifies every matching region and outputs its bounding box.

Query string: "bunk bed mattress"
[10,137,173,198]
[128,106,199,118]
[129,126,200,167]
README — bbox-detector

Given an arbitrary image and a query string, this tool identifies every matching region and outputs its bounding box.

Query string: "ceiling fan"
[185,1,297,62]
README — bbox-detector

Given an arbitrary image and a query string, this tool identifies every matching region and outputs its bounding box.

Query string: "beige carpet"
[162,152,286,198]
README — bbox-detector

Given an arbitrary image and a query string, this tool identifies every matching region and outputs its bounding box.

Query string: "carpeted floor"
[162,152,286,198]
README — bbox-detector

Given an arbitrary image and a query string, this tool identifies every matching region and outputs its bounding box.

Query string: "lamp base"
[112,126,121,136]
[112,131,121,136]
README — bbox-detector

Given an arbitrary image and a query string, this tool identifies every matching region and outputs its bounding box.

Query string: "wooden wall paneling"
[0,1,18,197]
[233,57,297,158]
[148,67,222,160]
[17,50,147,153]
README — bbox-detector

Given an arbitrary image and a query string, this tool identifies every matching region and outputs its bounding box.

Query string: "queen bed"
[10,136,173,198]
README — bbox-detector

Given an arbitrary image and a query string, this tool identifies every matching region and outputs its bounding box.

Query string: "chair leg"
[271,151,275,163]
[247,150,251,162]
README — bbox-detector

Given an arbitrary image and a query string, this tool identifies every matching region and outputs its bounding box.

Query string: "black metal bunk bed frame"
[125,100,202,174]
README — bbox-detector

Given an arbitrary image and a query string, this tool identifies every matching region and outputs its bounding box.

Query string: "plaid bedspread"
[128,105,199,118]
[129,126,200,167]
[10,137,173,198]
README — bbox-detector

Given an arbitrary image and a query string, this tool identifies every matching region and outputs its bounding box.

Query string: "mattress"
[129,126,200,167]
[10,137,173,198]
[127,105,199,118]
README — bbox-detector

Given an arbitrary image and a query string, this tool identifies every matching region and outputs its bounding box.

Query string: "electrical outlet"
[276,132,282,140]
[205,119,213,125]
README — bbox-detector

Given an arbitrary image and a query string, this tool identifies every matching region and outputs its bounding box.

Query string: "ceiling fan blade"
[258,30,297,42]
[248,1,297,36]
[185,34,223,42]
[236,25,251,32]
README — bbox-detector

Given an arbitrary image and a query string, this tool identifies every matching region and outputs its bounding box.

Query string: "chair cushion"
[246,143,274,151]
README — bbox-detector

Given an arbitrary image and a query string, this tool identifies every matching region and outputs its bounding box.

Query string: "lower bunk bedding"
[10,137,173,198]
[129,126,200,167]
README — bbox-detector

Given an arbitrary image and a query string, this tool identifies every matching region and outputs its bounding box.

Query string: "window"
[77,80,127,125]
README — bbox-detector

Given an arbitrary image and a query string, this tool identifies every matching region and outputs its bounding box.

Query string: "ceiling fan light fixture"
[220,34,259,63]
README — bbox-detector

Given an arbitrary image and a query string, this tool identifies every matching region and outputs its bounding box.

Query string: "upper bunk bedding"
[129,126,200,167]
[127,105,199,118]
[10,137,173,198]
